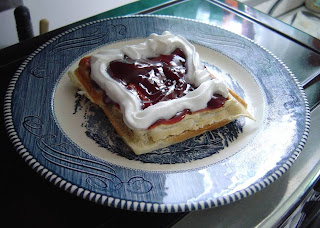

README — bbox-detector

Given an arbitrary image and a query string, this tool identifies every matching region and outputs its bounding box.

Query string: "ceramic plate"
[4,15,310,212]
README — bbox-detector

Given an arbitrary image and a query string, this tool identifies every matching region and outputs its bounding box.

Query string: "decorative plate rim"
[3,14,310,213]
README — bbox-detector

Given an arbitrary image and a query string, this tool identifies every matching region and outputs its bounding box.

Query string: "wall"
[0,0,136,49]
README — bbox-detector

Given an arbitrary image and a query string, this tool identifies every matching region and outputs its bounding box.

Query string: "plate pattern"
[4,15,310,212]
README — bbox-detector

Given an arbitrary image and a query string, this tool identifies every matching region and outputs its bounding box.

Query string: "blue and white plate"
[4,15,310,212]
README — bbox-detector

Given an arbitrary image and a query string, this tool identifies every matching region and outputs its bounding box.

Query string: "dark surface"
[1,0,319,227]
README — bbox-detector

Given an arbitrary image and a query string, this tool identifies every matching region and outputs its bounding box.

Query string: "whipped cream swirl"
[90,31,228,130]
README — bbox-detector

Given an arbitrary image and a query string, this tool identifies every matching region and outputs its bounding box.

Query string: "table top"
[1,0,319,227]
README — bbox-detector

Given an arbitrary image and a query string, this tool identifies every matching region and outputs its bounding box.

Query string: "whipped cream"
[90,31,228,130]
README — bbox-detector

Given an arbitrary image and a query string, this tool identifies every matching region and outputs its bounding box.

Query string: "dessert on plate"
[69,31,253,155]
